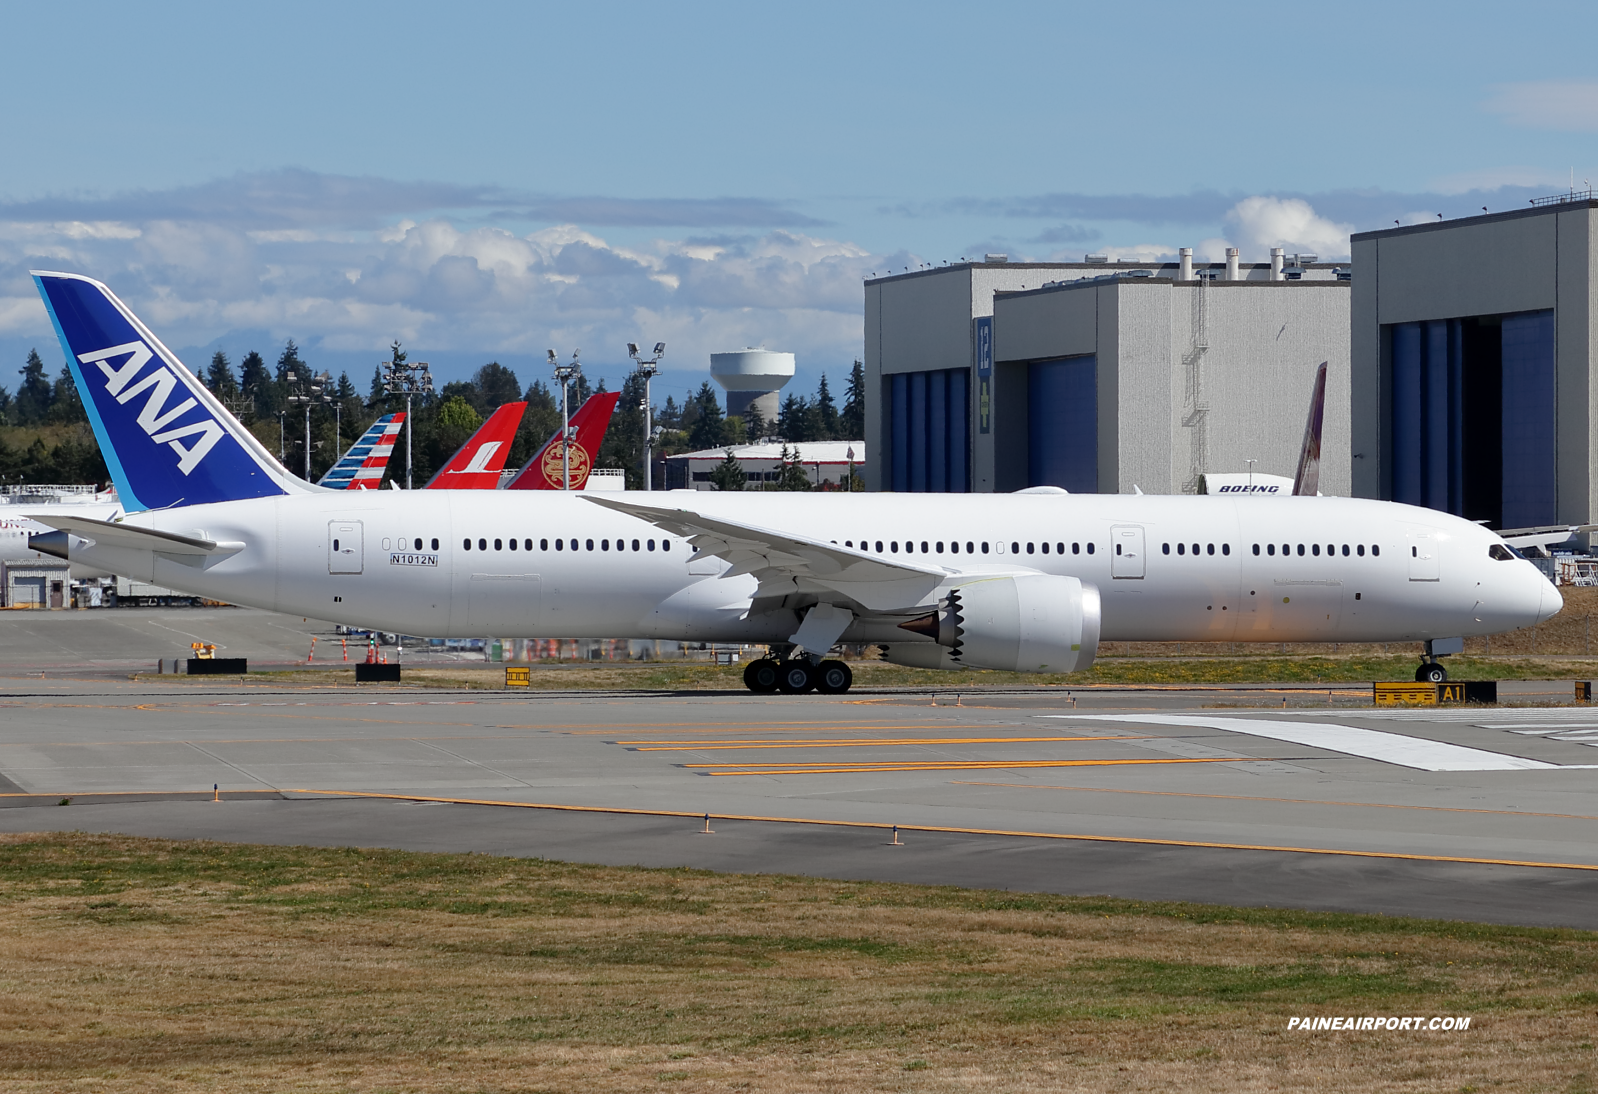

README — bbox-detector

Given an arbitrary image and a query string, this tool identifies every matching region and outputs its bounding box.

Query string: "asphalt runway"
[1,664,1596,928]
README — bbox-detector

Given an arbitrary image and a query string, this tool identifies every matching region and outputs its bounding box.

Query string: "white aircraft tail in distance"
[26,271,1559,691]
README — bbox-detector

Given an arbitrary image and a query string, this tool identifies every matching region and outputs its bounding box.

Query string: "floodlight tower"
[548,349,582,490]
[627,341,665,491]
[285,368,335,480]
[381,342,434,489]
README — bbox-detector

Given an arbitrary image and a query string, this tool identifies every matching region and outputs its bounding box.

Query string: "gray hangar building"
[863,255,1349,495]
[1350,196,1598,530]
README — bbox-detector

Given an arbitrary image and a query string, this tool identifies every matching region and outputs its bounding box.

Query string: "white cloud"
[1223,196,1351,260]
[1486,81,1598,132]
[0,208,887,371]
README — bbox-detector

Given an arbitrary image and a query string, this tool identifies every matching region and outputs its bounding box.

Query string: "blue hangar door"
[1027,356,1097,492]
[1388,310,1553,528]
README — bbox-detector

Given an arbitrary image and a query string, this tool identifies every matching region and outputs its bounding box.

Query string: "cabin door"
[1110,525,1145,578]
[329,521,364,574]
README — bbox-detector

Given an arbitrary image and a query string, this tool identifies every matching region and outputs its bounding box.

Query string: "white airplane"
[24,271,1560,691]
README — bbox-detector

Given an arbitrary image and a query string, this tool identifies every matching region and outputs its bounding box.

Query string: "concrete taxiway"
[0,670,1595,928]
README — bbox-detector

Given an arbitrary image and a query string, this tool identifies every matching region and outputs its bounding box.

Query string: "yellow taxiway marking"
[683,757,1261,776]
[950,781,1598,823]
[283,789,1598,872]
[622,735,1149,751]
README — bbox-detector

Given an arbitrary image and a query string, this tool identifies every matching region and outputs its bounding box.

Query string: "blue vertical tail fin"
[32,272,303,511]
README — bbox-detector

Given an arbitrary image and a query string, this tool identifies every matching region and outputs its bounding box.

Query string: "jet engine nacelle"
[892,575,1101,673]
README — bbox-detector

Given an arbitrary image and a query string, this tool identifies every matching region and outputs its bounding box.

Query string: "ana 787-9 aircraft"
[26,272,1560,693]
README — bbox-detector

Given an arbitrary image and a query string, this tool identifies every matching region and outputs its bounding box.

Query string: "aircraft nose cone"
[1538,573,1564,624]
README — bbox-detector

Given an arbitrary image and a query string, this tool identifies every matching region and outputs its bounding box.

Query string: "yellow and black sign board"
[1374,682,1441,706]
[505,666,530,688]
[1577,681,1593,702]
[1373,681,1496,706]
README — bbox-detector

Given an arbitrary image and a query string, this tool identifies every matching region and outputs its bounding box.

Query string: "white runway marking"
[1045,715,1574,772]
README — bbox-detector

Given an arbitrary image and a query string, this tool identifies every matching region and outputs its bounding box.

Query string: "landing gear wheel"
[776,660,817,694]
[1415,662,1448,684]
[814,660,853,694]
[744,658,780,693]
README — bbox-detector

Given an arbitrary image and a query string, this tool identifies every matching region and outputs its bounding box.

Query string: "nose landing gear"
[1414,637,1464,684]
[1415,661,1448,684]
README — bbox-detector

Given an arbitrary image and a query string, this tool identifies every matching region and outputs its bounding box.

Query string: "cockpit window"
[1488,543,1517,561]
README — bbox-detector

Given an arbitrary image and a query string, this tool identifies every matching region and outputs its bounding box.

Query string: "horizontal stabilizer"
[28,514,242,557]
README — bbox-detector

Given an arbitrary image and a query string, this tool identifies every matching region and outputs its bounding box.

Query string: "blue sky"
[3,0,1597,403]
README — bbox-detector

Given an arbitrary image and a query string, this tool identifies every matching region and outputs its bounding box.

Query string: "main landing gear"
[743,657,853,694]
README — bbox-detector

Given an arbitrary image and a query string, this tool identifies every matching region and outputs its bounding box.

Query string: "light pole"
[627,342,665,491]
[548,349,582,490]
[381,342,433,489]
[285,368,333,480]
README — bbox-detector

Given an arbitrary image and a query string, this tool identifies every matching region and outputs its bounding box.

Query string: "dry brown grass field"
[0,833,1593,1092]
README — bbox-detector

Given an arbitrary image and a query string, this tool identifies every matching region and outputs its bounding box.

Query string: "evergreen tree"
[770,444,813,491]
[275,339,305,383]
[815,373,839,440]
[46,363,85,423]
[15,349,51,425]
[0,383,12,425]
[840,359,866,439]
[778,393,817,443]
[656,394,682,431]
[206,351,239,398]
[239,351,272,418]
[473,361,522,413]
[597,370,649,488]
[688,381,725,451]
[368,364,387,406]
[709,449,746,491]
[744,400,768,441]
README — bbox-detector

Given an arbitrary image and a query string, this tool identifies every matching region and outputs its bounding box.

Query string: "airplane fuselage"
[51,490,1558,646]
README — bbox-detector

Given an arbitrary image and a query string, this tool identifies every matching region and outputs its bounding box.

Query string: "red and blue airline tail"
[506,391,622,490]
[318,413,405,490]
[32,271,304,512]
[424,401,528,489]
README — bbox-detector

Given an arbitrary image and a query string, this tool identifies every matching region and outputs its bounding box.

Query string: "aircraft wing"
[1500,524,1598,551]
[583,495,946,611]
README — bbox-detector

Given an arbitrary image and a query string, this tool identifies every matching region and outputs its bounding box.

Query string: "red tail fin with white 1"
[424,402,528,489]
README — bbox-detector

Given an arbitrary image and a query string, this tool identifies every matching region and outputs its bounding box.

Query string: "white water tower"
[710,348,795,424]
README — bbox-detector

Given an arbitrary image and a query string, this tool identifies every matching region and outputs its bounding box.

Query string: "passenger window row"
[1251,543,1380,557]
[462,537,672,553]
[840,539,1096,556]
[1161,542,1232,556]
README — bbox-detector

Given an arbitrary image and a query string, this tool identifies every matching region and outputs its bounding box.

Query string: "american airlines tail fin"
[506,391,622,490]
[319,413,405,490]
[424,401,528,489]
[32,272,303,512]
[1292,361,1328,498]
